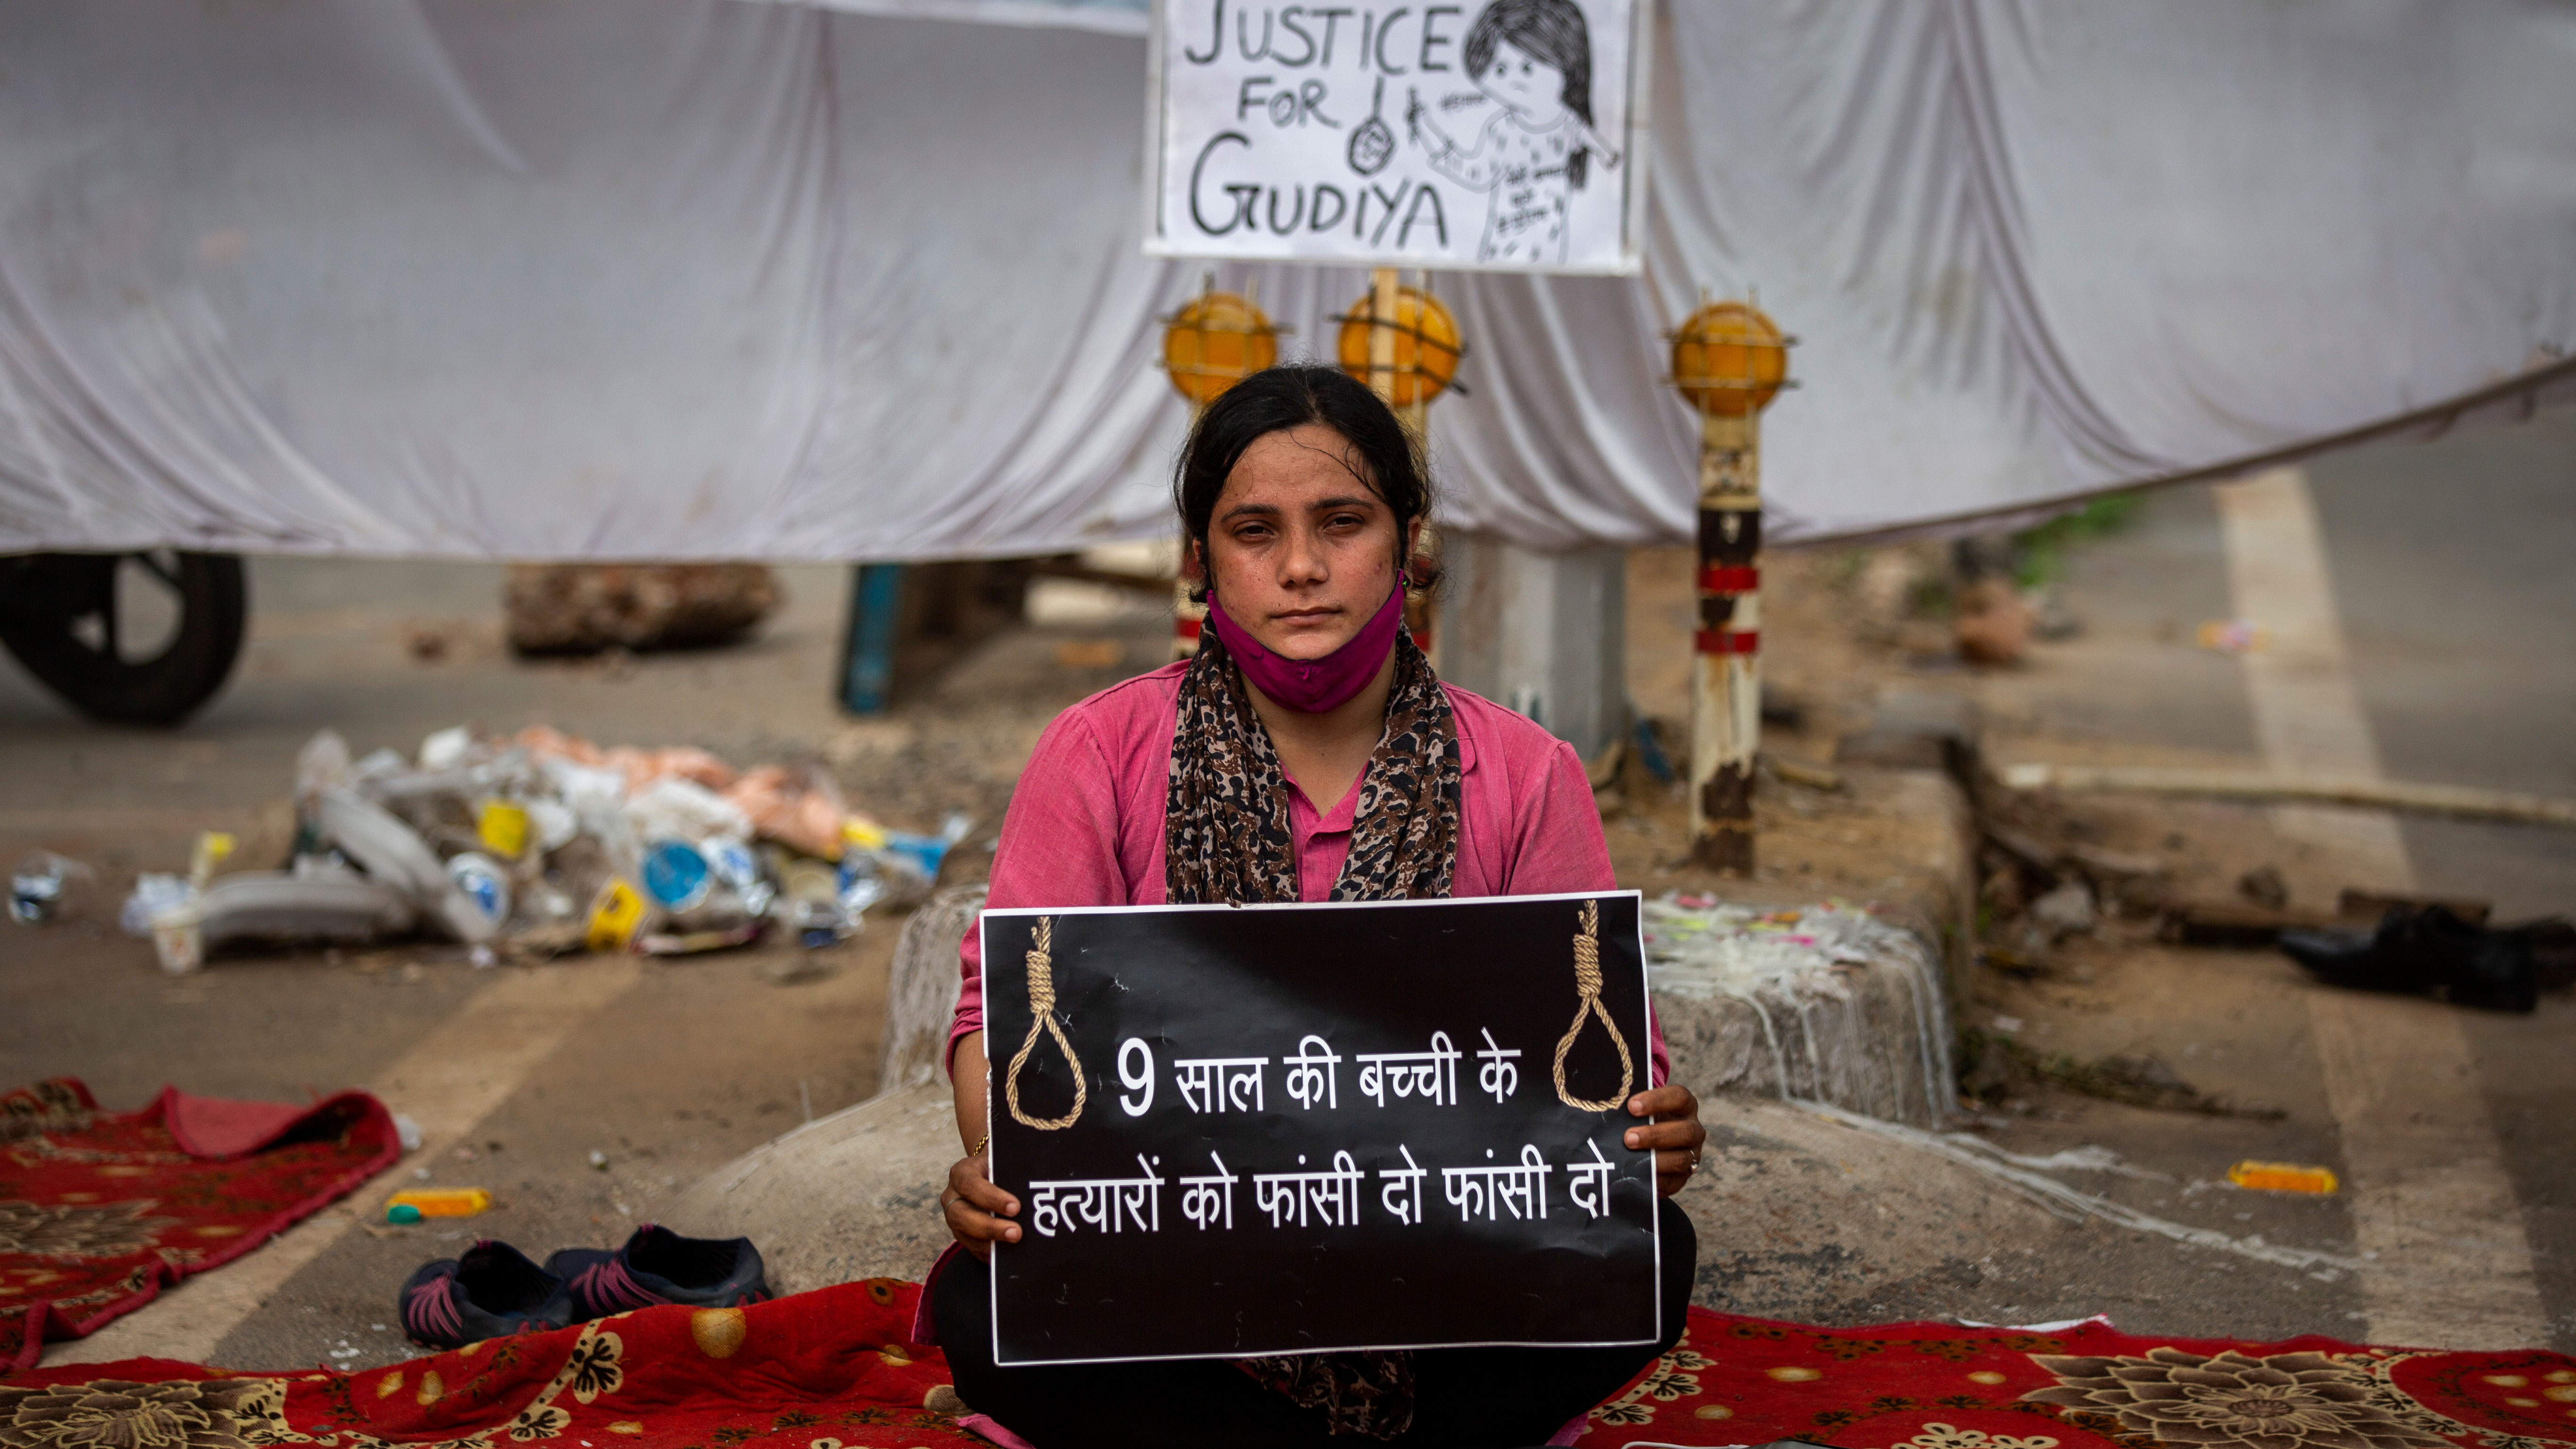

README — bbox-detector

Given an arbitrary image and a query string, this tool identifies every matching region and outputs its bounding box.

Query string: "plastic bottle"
[446,854,513,930]
[10,852,90,924]
[777,858,848,949]
[706,836,772,919]
[120,874,194,936]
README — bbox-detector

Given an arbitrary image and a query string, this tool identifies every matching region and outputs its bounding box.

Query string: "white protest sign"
[1146,0,1646,273]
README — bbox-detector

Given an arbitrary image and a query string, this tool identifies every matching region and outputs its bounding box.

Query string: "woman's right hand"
[942,1030,1017,1259]
[941,1149,1021,1260]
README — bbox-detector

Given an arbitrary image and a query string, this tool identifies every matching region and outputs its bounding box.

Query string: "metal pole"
[1690,409,1760,873]
[838,562,908,715]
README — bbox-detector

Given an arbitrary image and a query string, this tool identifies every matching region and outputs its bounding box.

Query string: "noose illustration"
[1004,917,1086,1131]
[1551,899,1635,1112]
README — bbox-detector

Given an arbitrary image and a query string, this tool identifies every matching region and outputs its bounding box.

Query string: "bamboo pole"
[1367,267,1401,404]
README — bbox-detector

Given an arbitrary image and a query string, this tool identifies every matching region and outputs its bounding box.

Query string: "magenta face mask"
[1203,580,1406,714]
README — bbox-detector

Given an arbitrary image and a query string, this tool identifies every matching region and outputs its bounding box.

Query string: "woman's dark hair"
[1173,365,1437,603]
[1463,0,1594,187]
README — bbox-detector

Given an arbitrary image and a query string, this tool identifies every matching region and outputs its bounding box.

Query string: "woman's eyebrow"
[1219,494,1380,522]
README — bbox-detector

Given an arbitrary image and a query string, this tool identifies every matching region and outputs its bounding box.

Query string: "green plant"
[2013,493,2142,587]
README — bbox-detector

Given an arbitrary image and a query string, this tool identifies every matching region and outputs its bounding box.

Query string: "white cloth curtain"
[1,0,2568,559]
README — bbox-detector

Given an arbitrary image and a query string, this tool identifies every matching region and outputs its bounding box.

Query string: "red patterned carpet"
[1,1078,402,1371]
[1585,1311,2576,1449]
[0,1278,961,1445]
[3,1275,2568,1449]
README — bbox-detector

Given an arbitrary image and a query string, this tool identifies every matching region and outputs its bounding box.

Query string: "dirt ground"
[1607,546,1966,906]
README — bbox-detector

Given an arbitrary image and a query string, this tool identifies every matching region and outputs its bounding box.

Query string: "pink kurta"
[946,661,1668,1085]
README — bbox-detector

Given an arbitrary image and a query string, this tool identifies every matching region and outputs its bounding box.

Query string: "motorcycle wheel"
[0,551,247,724]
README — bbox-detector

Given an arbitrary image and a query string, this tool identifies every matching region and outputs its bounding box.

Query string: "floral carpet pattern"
[3,1275,2568,1449]
[1576,1314,2576,1449]
[0,1079,401,1373]
[0,1279,965,1449]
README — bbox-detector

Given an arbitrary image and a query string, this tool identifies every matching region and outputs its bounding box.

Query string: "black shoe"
[2279,905,2539,1013]
[547,1223,772,1319]
[399,1240,577,1348]
[2526,919,2576,992]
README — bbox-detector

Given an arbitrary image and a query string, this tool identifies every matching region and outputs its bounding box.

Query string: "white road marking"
[44,960,642,1366]
[2215,467,2546,1349]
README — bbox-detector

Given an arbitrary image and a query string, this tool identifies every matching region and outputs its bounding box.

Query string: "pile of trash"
[117,725,967,973]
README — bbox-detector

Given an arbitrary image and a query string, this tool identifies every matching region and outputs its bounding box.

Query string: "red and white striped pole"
[1670,299,1791,876]
[1692,409,1763,873]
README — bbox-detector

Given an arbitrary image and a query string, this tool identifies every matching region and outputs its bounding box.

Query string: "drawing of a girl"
[1407,0,1619,266]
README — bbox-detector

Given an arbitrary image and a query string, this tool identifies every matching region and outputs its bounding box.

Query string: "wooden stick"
[1367,267,1400,403]
[1998,762,2576,828]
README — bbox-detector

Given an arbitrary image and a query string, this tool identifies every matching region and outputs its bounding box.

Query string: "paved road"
[2307,412,2576,919]
[1969,404,2576,1350]
[2306,410,2576,1351]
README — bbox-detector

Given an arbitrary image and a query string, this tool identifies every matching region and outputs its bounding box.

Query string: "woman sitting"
[929,365,1706,1447]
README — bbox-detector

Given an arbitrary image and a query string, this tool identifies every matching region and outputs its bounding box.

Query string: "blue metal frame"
[837,563,906,714]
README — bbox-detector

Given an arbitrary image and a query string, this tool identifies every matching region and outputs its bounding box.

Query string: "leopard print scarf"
[1165,625,1462,906]
[1164,620,1462,1438]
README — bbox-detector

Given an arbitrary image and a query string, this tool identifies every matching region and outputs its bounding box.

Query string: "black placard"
[978,891,1658,1366]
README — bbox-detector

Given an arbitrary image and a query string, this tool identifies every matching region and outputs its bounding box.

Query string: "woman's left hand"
[1623,1084,1707,1197]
